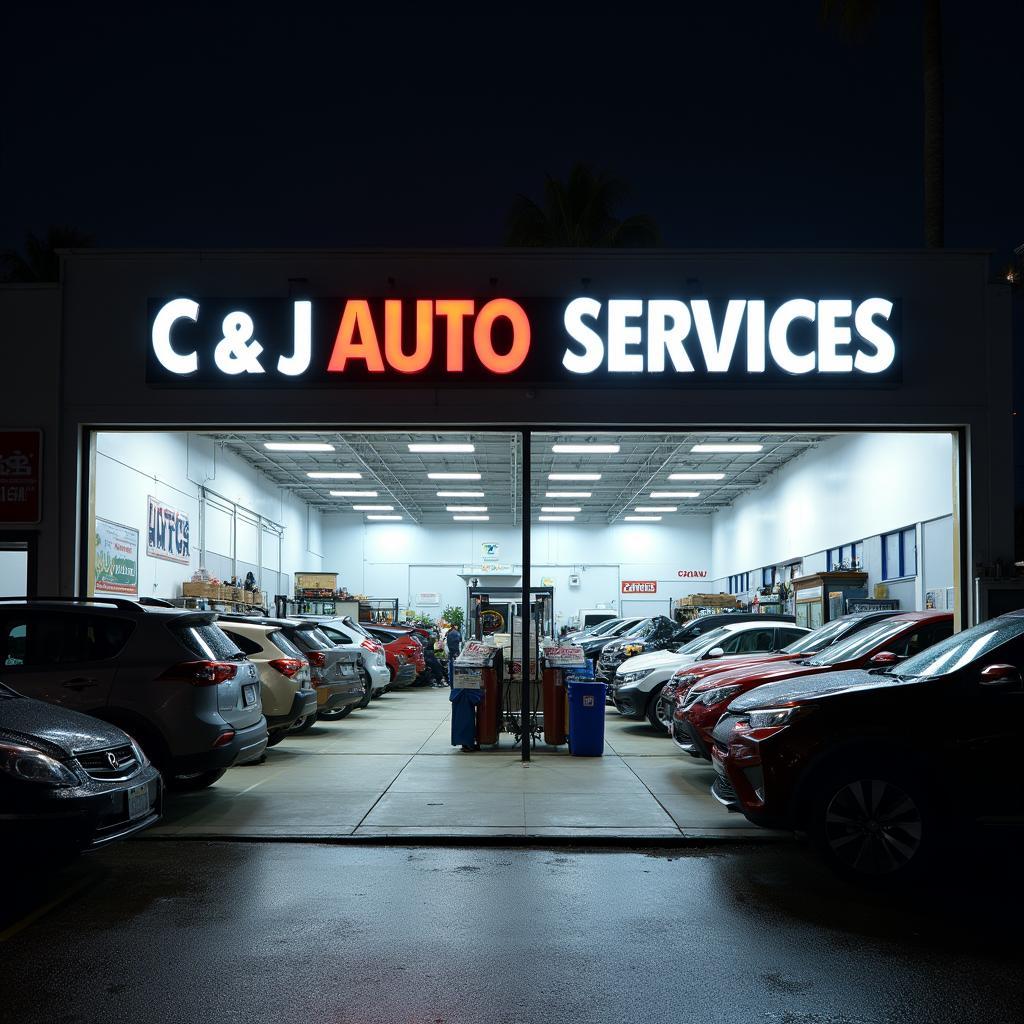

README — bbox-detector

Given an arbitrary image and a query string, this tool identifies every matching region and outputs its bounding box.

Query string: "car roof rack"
[0,596,150,613]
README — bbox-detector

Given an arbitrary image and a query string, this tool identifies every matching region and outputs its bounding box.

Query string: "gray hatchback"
[0,598,268,789]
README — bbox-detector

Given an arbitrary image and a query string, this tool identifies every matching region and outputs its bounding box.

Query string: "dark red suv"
[710,610,1024,880]
[676,611,953,761]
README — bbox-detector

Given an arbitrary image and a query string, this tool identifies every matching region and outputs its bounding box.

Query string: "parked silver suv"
[0,598,268,789]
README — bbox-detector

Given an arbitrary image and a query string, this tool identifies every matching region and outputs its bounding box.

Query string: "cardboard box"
[295,572,338,593]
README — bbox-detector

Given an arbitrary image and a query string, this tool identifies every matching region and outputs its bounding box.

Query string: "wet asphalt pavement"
[1,839,1022,1024]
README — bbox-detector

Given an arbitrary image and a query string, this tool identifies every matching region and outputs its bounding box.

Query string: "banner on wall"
[481,542,500,562]
[94,519,139,595]
[622,580,657,594]
[147,496,191,564]
[0,429,42,524]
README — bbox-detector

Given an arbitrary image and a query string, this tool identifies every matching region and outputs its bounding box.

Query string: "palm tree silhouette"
[505,163,659,247]
[1,226,94,282]
[821,0,944,248]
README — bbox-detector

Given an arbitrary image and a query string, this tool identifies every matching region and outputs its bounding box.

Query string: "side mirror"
[869,651,900,665]
[706,647,725,659]
[979,664,1023,688]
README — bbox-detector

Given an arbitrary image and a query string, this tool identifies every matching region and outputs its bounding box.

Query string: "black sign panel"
[145,296,902,388]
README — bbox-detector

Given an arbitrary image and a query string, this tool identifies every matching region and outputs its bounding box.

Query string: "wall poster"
[147,495,191,564]
[94,519,139,596]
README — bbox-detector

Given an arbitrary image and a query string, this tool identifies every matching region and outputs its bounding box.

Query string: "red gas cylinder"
[542,666,568,746]
[476,664,501,745]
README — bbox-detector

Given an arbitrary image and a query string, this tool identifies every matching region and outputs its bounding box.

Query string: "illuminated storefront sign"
[147,296,899,386]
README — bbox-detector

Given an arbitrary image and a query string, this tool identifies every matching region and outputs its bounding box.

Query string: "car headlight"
[700,684,744,706]
[0,742,78,786]
[129,738,149,768]
[619,668,654,685]
[746,706,803,730]
[672,671,699,685]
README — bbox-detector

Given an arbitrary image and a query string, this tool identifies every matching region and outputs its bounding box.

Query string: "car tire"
[318,704,354,721]
[806,767,932,883]
[357,673,373,708]
[168,767,227,791]
[266,729,289,747]
[289,712,318,734]
[645,686,668,731]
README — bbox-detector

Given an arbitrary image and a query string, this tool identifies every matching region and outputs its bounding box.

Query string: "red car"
[709,610,1024,880]
[676,611,954,761]
[657,610,901,729]
[366,626,425,686]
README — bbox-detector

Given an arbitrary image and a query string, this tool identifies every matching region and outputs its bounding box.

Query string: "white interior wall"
[94,432,323,601]
[0,550,27,597]
[708,432,955,611]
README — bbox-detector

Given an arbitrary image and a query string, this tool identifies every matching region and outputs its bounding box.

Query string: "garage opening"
[76,427,959,838]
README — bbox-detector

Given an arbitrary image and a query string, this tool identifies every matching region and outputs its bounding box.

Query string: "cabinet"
[791,572,868,629]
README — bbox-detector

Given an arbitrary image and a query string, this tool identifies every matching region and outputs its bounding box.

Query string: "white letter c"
[152,299,199,374]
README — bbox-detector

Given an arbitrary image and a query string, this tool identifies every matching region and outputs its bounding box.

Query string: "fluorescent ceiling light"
[428,472,482,480]
[329,490,378,497]
[353,504,394,511]
[446,505,488,512]
[307,471,361,479]
[635,506,677,513]
[551,444,620,454]
[691,443,763,453]
[548,473,601,481]
[436,490,485,498]
[265,442,335,452]
[545,491,592,498]
[453,515,490,521]
[668,472,725,481]
[624,515,662,522]
[408,443,475,453]
[539,515,576,522]
[367,515,402,521]
[650,491,700,498]
[541,506,581,513]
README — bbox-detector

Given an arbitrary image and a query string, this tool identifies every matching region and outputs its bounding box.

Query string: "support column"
[520,429,531,763]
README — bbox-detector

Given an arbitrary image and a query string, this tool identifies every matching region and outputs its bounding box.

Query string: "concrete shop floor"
[151,687,779,840]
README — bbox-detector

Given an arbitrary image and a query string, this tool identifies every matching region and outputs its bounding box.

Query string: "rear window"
[221,629,263,656]
[288,627,332,652]
[172,621,243,660]
[320,625,353,645]
[269,630,304,659]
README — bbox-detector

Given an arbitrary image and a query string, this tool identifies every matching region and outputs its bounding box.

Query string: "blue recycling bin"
[567,680,607,756]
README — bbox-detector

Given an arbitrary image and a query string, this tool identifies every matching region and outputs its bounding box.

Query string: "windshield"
[805,619,913,667]
[783,616,872,655]
[620,619,651,639]
[675,626,730,654]
[586,618,622,637]
[895,617,1024,678]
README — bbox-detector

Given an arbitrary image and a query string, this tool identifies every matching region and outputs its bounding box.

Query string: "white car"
[304,615,391,708]
[609,619,809,729]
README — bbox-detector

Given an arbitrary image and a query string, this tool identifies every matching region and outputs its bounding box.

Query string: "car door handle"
[62,677,98,691]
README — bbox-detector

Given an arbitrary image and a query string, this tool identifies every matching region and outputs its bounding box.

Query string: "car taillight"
[360,639,382,653]
[160,660,238,686]
[270,658,307,678]
[212,730,236,748]
[307,651,327,668]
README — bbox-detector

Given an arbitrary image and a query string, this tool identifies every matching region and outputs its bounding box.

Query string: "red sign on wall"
[0,430,41,524]
[622,580,657,594]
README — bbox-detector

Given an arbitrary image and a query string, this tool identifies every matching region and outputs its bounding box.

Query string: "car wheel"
[357,673,373,708]
[645,686,669,731]
[266,729,288,747]
[319,704,354,721]
[808,771,930,881]
[289,712,318,734]
[168,767,227,791]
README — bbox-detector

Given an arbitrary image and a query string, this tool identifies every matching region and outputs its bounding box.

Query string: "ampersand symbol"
[214,312,265,375]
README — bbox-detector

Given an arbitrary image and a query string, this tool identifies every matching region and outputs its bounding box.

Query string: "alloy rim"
[824,779,923,874]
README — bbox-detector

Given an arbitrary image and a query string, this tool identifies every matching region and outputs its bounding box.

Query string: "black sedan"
[0,684,162,855]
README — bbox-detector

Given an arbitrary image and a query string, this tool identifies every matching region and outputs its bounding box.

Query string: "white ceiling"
[203,430,831,526]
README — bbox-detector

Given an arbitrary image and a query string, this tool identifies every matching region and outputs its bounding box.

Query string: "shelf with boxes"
[181,580,265,610]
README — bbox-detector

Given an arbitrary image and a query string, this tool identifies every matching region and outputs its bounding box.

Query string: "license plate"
[127,783,150,820]
[242,683,258,707]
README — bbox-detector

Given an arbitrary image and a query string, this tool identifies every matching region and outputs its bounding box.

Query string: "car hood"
[619,649,688,672]
[728,667,906,711]
[0,694,129,758]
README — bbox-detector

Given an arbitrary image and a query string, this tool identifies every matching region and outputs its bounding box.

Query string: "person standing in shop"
[445,623,463,686]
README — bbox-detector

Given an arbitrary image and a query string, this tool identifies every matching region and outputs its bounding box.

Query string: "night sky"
[3,2,1021,261]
